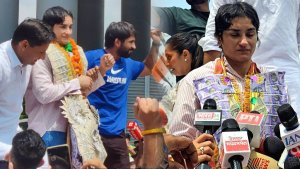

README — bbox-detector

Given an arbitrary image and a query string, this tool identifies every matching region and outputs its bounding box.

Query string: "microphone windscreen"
[221,118,240,132]
[277,104,299,130]
[203,98,217,110]
[250,110,260,114]
[263,136,285,161]
[284,156,300,169]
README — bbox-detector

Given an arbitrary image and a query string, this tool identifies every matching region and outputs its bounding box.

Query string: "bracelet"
[142,128,166,136]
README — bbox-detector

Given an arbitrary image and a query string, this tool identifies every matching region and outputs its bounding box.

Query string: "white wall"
[19,0,37,23]
[104,0,122,36]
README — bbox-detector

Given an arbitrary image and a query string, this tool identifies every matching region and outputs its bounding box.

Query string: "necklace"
[53,38,84,77]
[215,57,260,112]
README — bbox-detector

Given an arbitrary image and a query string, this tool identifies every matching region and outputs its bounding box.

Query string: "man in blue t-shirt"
[85,21,160,168]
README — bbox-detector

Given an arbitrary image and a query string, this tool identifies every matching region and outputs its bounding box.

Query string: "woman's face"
[219,16,257,65]
[52,15,73,46]
[164,44,191,76]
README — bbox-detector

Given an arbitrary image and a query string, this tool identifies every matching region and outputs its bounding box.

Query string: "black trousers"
[101,131,130,169]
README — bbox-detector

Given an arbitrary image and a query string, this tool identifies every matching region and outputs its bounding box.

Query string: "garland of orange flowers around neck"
[53,38,84,77]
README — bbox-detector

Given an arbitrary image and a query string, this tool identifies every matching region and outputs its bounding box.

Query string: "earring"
[184,59,187,62]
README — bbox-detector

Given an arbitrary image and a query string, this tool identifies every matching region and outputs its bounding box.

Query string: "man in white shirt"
[199,0,300,114]
[0,18,54,159]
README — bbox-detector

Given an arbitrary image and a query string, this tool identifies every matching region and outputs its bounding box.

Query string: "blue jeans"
[42,131,66,147]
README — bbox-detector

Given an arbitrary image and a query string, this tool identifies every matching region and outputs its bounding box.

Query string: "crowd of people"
[0,0,300,168]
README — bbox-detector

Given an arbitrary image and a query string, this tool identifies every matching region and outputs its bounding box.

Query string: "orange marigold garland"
[69,39,84,76]
[54,38,84,77]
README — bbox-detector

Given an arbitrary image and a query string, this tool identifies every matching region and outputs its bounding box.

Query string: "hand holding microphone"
[194,99,221,169]
[127,121,143,141]
[164,134,198,169]
[192,134,215,164]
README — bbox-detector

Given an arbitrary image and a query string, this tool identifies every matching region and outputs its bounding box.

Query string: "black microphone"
[219,119,251,169]
[278,104,299,130]
[277,104,300,154]
[241,127,253,143]
[203,99,217,134]
[194,99,222,134]
[273,123,281,139]
[263,136,285,161]
[275,121,300,158]
[284,156,300,169]
[203,98,217,109]
[222,118,240,132]
[194,99,222,169]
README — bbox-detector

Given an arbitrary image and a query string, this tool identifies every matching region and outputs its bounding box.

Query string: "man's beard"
[118,47,133,58]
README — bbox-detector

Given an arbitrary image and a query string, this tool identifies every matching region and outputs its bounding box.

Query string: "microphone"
[247,151,280,169]
[235,111,264,148]
[194,99,222,169]
[274,121,300,157]
[194,99,222,134]
[284,156,300,169]
[127,121,143,141]
[274,123,281,139]
[219,119,251,169]
[241,127,253,143]
[263,136,285,161]
[278,147,300,168]
[277,104,300,151]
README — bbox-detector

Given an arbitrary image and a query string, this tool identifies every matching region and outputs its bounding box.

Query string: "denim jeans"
[42,131,66,147]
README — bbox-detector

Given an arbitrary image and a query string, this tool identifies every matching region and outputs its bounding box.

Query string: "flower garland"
[54,38,84,77]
